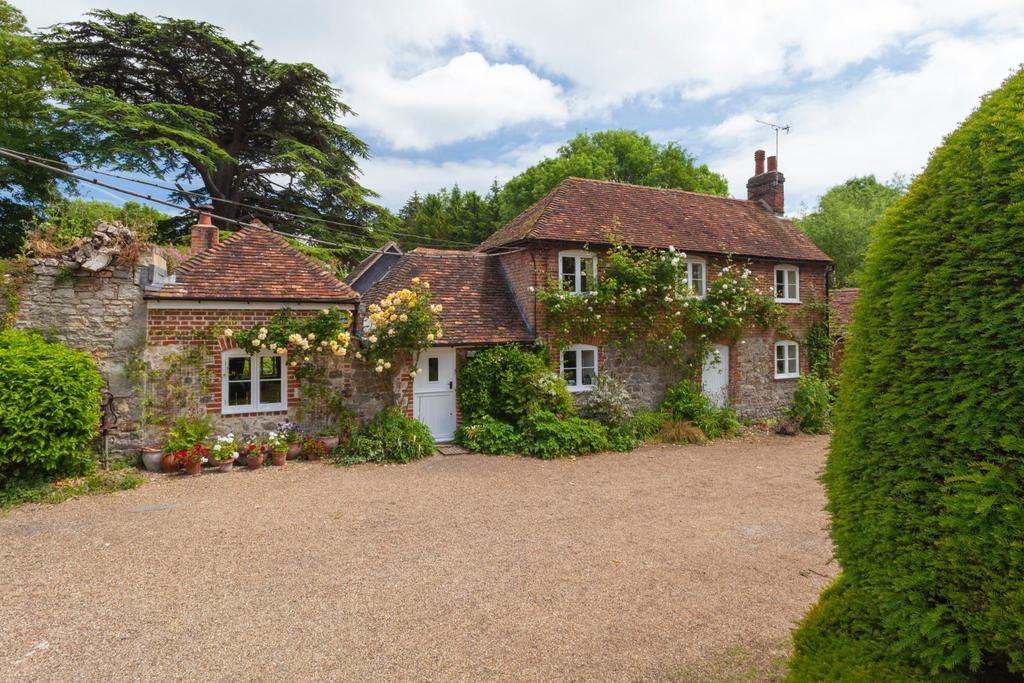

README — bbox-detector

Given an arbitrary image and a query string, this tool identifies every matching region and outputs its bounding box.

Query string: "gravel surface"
[0,433,835,682]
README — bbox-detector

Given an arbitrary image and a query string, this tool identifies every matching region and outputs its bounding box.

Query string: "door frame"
[701,343,730,407]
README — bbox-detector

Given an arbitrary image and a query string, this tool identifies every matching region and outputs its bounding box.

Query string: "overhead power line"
[0,147,519,261]
[0,146,482,249]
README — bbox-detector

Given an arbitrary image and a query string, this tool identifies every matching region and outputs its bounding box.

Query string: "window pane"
[581,365,596,386]
[776,345,786,361]
[581,349,595,369]
[260,356,281,379]
[776,358,786,375]
[228,357,250,381]
[228,380,251,406]
[788,356,798,375]
[788,270,798,299]
[562,349,577,386]
[775,270,786,298]
[259,379,282,405]
[428,357,439,382]
[691,263,704,295]
[562,256,576,290]
[580,257,594,291]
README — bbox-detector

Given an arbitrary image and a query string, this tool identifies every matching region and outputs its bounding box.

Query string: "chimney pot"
[746,150,785,215]
[766,155,778,172]
[754,149,766,176]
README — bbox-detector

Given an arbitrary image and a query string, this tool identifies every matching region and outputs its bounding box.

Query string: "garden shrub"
[163,414,216,452]
[578,375,637,427]
[658,418,708,445]
[518,411,609,460]
[607,409,666,451]
[661,380,740,440]
[788,375,832,434]
[458,345,574,423]
[330,407,434,465]
[455,416,523,455]
[788,69,1024,679]
[0,330,102,483]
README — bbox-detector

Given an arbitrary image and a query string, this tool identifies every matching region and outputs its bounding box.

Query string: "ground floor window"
[774,341,800,379]
[561,344,598,391]
[222,350,287,414]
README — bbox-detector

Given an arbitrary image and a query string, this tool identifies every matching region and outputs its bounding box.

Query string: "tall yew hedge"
[788,70,1024,680]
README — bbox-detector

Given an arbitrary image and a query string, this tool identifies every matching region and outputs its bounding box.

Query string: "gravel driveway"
[0,433,834,682]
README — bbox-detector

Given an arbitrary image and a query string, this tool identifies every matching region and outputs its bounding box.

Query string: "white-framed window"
[560,344,598,392]
[686,257,706,297]
[221,350,287,414]
[559,250,597,294]
[774,341,800,379]
[774,264,800,303]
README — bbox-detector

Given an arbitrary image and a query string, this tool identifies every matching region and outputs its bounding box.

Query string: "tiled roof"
[478,177,832,262]
[362,248,534,346]
[344,241,401,288]
[830,288,860,336]
[150,226,358,303]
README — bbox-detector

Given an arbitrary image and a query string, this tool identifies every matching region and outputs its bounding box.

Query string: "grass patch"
[1,468,144,511]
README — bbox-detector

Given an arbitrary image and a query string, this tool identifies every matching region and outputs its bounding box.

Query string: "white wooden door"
[413,348,457,441]
[701,344,730,408]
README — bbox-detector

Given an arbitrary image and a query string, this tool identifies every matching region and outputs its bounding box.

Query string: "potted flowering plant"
[302,436,328,461]
[210,434,240,472]
[243,440,269,470]
[267,430,288,466]
[315,428,339,451]
[278,421,304,459]
[175,443,210,476]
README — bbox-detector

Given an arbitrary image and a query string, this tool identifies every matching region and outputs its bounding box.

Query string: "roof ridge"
[562,176,775,211]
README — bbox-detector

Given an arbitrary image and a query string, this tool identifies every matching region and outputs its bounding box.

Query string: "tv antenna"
[756,119,791,160]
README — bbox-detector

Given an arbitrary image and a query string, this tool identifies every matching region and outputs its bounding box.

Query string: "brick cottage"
[12,149,830,449]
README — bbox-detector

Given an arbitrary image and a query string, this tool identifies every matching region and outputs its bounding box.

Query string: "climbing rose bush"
[223,308,351,363]
[356,278,443,375]
[536,244,781,373]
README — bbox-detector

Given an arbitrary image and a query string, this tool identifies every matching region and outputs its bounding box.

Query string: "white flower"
[307,333,315,340]
[213,443,222,451]
[368,335,378,344]
[668,245,675,253]
[384,361,391,369]
[322,308,329,314]
[223,328,233,337]
[528,286,535,292]
[251,339,261,347]
[232,451,239,458]
[375,366,384,373]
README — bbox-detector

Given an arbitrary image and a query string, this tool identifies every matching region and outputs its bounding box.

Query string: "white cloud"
[361,141,560,210]
[348,52,569,150]
[705,33,1024,213]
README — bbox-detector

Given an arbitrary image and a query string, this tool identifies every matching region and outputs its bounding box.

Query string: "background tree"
[497,130,728,222]
[788,69,1024,680]
[41,11,383,257]
[398,182,501,249]
[0,1,76,256]
[796,175,906,288]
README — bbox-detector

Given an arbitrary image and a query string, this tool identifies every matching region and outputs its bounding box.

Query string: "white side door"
[413,348,457,441]
[701,344,730,408]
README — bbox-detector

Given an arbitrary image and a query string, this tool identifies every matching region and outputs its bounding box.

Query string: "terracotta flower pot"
[161,453,179,474]
[271,450,287,467]
[287,442,302,460]
[319,436,339,451]
[183,460,202,476]
[141,447,163,473]
[245,454,264,470]
[218,458,234,472]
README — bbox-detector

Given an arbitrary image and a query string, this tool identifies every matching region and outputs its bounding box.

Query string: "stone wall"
[13,258,148,456]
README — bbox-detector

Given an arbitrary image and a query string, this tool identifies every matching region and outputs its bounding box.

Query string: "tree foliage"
[789,69,1024,679]
[41,10,382,252]
[0,1,76,256]
[796,175,906,288]
[29,198,168,248]
[498,130,728,223]
[397,182,501,249]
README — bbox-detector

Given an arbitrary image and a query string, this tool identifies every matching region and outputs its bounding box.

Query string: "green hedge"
[788,69,1024,678]
[458,344,573,423]
[0,330,102,483]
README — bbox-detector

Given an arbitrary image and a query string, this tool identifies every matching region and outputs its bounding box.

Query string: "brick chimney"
[189,206,218,256]
[746,149,785,215]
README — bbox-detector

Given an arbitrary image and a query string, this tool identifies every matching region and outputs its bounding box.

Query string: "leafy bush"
[330,407,434,465]
[518,411,609,459]
[0,331,102,483]
[789,69,1024,678]
[455,416,523,455]
[661,380,740,440]
[789,375,832,434]
[458,345,574,423]
[163,414,216,453]
[578,375,637,426]
[607,409,666,451]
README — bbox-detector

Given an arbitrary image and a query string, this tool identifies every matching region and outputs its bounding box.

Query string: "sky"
[22,1,1024,215]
